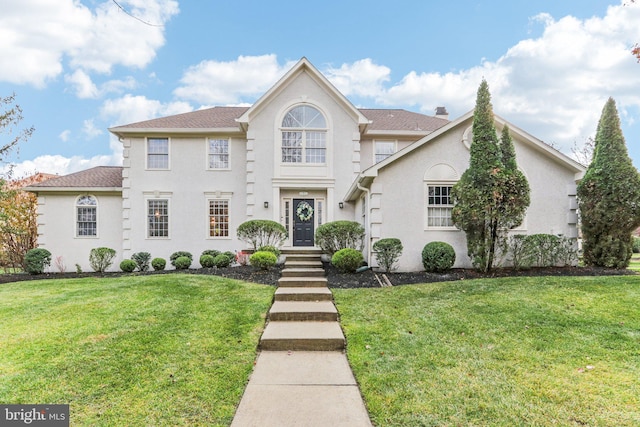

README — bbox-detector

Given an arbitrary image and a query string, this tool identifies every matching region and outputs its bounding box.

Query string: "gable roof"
[236,57,370,131]
[345,110,586,201]
[25,166,123,192]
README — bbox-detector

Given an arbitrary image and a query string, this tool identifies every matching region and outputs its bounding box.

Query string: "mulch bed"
[1,263,635,288]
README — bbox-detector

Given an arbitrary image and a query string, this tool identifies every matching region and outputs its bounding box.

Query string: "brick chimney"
[435,106,449,120]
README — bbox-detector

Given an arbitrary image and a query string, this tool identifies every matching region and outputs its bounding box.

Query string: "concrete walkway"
[231,250,372,427]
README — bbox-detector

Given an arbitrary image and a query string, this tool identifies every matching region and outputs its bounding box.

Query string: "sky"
[1,0,640,177]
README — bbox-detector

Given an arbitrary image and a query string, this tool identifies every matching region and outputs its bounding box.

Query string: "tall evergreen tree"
[577,97,640,268]
[452,80,530,272]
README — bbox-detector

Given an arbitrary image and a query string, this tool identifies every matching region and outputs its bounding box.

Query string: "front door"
[293,199,314,246]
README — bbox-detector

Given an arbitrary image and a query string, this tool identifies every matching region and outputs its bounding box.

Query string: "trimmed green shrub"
[174,256,192,270]
[170,251,193,267]
[199,254,216,268]
[223,251,236,262]
[250,251,277,270]
[237,220,287,250]
[315,221,365,255]
[633,237,640,254]
[331,248,364,273]
[373,238,403,273]
[201,249,221,258]
[422,242,456,273]
[119,259,136,273]
[151,257,166,271]
[258,245,281,258]
[131,252,151,272]
[24,248,52,275]
[213,254,231,268]
[89,247,116,273]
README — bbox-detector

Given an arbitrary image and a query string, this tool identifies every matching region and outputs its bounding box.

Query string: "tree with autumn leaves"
[1,93,36,270]
[452,80,530,272]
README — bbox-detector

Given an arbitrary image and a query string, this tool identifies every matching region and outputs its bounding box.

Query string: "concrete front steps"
[259,249,345,351]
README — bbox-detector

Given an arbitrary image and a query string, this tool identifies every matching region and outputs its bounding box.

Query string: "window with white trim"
[147,138,169,169]
[281,105,326,164]
[427,185,454,227]
[208,199,229,237]
[148,199,169,238]
[76,195,97,237]
[208,138,229,169]
[375,140,396,163]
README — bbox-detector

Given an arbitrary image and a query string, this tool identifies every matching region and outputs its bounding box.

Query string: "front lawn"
[0,275,274,426]
[334,276,640,426]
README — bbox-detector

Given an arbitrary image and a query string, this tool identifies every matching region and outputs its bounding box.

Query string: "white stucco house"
[27,58,585,272]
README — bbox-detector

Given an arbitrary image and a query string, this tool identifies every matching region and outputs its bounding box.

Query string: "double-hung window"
[76,195,97,237]
[147,138,169,169]
[375,141,396,163]
[427,185,454,227]
[148,199,169,238]
[281,105,326,164]
[208,139,229,169]
[208,200,229,237]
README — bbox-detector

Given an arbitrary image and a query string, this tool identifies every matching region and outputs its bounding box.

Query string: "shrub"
[89,247,116,273]
[170,251,193,267]
[422,242,456,273]
[373,238,403,272]
[258,245,281,258]
[250,251,277,270]
[119,259,137,273]
[315,221,365,255]
[131,252,151,272]
[174,256,192,270]
[151,257,166,271]
[199,254,216,268]
[237,220,287,250]
[24,248,52,275]
[633,237,640,254]
[223,251,236,262]
[508,234,535,270]
[213,254,232,268]
[201,249,221,258]
[331,248,364,273]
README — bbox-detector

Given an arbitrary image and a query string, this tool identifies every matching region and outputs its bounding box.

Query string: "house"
[26,58,585,272]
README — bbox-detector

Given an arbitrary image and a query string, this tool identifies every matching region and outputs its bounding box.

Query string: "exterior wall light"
[264,201,269,208]
[338,202,344,209]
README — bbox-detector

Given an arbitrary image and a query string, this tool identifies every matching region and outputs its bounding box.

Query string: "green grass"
[627,254,640,271]
[334,276,640,426]
[0,275,274,426]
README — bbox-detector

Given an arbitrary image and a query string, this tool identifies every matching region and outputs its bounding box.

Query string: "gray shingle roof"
[29,166,123,189]
[110,106,448,133]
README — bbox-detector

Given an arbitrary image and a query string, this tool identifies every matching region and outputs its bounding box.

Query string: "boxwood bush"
[213,253,232,268]
[422,241,456,273]
[24,248,52,275]
[373,238,403,272]
[315,221,365,255]
[250,251,278,270]
[174,256,192,270]
[258,245,281,258]
[119,259,137,273]
[199,254,216,268]
[201,249,221,258]
[170,251,193,267]
[151,257,166,271]
[331,248,364,273]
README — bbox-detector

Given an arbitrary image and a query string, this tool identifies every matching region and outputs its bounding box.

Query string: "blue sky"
[1,0,639,176]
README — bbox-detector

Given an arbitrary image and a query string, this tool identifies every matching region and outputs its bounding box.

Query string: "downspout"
[356,180,372,267]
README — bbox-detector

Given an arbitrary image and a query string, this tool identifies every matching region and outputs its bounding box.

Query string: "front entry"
[293,199,314,246]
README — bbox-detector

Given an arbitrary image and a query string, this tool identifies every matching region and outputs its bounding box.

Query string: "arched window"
[76,195,97,237]
[281,105,327,164]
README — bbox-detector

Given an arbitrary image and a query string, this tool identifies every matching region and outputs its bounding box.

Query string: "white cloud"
[0,0,178,88]
[59,130,71,142]
[5,153,120,178]
[65,70,138,99]
[101,94,192,126]
[173,55,295,104]
[324,59,391,99]
[82,120,103,139]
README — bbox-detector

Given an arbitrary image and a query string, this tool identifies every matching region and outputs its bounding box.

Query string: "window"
[147,138,169,169]
[427,185,454,227]
[375,141,396,163]
[148,199,169,238]
[208,200,229,237]
[208,138,229,169]
[76,195,97,237]
[281,105,327,164]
